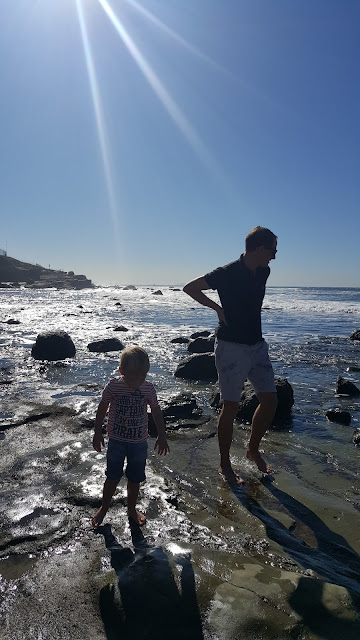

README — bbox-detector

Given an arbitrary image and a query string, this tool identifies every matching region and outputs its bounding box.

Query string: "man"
[183,226,278,483]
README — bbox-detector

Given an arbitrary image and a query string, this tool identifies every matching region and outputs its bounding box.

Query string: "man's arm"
[183,276,227,325]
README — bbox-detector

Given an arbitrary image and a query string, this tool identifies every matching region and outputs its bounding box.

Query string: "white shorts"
[214,338,276,402]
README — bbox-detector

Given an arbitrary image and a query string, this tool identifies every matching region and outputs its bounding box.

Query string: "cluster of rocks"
[31,331,125,360]
[0,255,93,290]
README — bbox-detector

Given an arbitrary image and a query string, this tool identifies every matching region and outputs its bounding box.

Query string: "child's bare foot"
[219,465,245,485]
[128,509,146,526]
[246,449,272,474]
[92,506,107,528]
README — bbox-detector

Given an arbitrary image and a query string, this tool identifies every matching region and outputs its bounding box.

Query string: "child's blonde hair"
[120,346,150,376]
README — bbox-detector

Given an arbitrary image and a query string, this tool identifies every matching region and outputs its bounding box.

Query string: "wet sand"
[1,405,360,640]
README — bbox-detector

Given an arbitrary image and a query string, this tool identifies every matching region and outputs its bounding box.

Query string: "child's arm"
[151,405,170,455]
[93,399,109,452]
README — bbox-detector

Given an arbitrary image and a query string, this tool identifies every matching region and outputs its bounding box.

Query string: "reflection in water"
[96,523,203,640]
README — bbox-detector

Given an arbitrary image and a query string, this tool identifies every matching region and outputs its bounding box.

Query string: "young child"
[92,345,169,527]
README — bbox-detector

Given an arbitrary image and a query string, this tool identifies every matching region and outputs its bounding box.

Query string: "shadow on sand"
[95,522,203,640]
[230,480,360,639]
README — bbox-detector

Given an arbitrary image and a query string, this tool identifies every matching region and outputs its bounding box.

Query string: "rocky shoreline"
[0,255,94,290]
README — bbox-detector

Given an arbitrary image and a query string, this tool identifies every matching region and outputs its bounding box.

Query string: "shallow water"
[1,286,360,638]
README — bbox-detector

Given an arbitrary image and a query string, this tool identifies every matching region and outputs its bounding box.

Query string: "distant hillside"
[0,255,94,290]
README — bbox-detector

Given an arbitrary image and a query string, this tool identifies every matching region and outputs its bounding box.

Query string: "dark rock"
[88,338,125,353]
[210,377,294,428]
[152,290,163,295]
[188,336,215,354]
[174,353,217,381]
[7,319,20,325]
[171,288,181,291]
[353,429,360,445]
[31,331,76,361]
[350,329,360,341]
[114,302,122,306]
[123,285,137,290]
[336,376,360,396]
[113,325,128,332]
[162,392,200,420]
[190,330,211,339]
[171,336,189,344]
[326,409,351,425]
[347,366,360,373]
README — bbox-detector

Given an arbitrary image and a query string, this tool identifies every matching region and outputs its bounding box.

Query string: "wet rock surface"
[336,376,360,396]
[1,402,360,639]
[88,338,125,353]
[326,408,351,425]
[174,353,217,381]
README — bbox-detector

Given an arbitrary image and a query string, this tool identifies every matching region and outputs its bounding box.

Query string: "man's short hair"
[120,346,150,376]
[245,226,277,252]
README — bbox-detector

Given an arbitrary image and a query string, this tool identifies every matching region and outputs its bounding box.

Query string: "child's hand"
[154,437,170,455]
[93,432,105,452]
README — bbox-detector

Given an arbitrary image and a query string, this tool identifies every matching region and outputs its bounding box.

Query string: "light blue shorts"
[214,338,276,402]
[106,439,148,483]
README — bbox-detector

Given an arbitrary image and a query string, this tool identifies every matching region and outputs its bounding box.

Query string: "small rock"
[190,330,211,339]
[350,329,360,341]
[326,409,351,425]
[336,376,360,396]
[152,290,163,295]
[113,325,128,332]
[353,429,360,445]
[88,338,124,353]
[171,337,189,344]
[6,319,20,325]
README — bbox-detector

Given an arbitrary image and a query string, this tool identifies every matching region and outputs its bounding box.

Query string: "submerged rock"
[88,338,125,353]
[188,336,215,354]
[31,331,76,361]
[336,376,360,396]
[174,353,217,381]
[326,409,351,425]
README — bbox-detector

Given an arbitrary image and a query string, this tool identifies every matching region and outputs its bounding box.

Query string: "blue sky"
[1,0,359,286]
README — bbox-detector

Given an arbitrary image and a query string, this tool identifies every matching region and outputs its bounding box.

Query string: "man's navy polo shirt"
[204,254,270,345]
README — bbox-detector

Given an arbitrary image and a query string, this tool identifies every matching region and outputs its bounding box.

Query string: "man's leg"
[218,400,245,484]
[246,392,277,473]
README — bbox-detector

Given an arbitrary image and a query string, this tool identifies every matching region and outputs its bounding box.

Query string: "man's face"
[257,240,277,267]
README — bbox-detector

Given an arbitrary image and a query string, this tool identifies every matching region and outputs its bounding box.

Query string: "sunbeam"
[97,0,232,193]
[75,0,120,247]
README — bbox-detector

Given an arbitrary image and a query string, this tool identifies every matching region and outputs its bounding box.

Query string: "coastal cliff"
[0,255,94,290]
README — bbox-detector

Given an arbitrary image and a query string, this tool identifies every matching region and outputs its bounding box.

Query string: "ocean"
[1,285,360,639]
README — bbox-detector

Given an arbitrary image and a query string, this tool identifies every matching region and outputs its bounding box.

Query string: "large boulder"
[188,336,215,354]
[31,331,76,361]
[174,353,217,381]
[350,329,360,341]
[326,409,351,425]
[336,376,360,396]
[88,338,125,353]
[210,377,294,428]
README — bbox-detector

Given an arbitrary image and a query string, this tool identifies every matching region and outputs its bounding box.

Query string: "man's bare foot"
[128,509,147,526]
[92,506,107,528]
[218,465,245,485]
[246,449,272,474]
